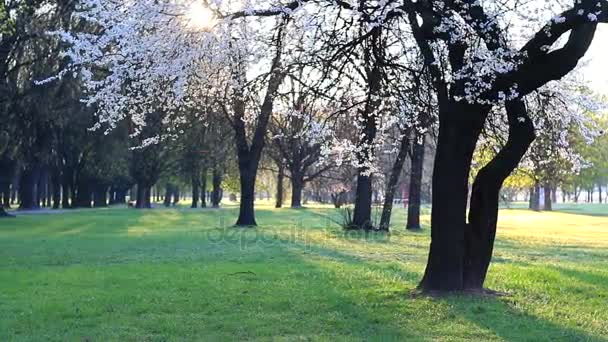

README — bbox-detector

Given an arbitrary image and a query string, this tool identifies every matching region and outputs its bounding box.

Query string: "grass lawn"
[1,203,608,341]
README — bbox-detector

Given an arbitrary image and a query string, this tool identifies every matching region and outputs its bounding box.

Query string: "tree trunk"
[531,182,541,211]
[62,166,73,209]
[236,166,256,226]
[19,167,41,210]
[1,183,10,209]
[351,174,373,230]
[275,164,284,208]
[407,138,426,231]
[419,103,489,292]
[598,184,603,204]
[191,175,200,208]
[51,169,61,209]
[379,133,410,231]
[543,184,553,211]
[211,168,222,208]
[164,184,172,207]
[462,102,535,290]
[136,184,152,209]
[173,186,180,205]
[73,179,93,208]
[290,172,305,209]
[201,167,207,208]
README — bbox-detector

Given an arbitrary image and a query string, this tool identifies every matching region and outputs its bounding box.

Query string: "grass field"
[1,203,608,341]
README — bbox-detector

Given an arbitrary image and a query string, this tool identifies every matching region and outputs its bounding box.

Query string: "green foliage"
[1,205,608,340]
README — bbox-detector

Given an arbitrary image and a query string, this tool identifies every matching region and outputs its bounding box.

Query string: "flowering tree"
[57,0,608,292]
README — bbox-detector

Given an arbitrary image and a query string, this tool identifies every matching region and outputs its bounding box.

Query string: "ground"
[1,203,608,341]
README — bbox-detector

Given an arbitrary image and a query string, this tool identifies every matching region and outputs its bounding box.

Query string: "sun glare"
[185,2,216,30]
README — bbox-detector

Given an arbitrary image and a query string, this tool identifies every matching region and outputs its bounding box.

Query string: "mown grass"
[1,203,608,341]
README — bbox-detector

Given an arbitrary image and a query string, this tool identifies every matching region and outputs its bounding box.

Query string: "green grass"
[1,203,608,341]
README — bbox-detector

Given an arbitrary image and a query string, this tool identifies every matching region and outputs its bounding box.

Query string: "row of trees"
[0,0,433,230]
[3,0,607,293]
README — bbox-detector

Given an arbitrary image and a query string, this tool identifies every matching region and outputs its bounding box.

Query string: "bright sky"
[581,26,608,95]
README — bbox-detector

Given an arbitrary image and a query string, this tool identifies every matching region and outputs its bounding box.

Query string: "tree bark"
[211,167,222,208]
[191,175,200,208]
[136,184,152,209]
[379,133,410,231]
[419,103,489,292]
[407,138,426,231]
[275,164,284,208]
[460,101,536,289]
[236,165,256,225]
[19,167,41,210]
[351,174,374,230]
[290,172,305,209]
[201,167,207,208]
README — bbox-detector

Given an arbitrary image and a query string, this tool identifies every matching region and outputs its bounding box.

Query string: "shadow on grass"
[270,237,607,341]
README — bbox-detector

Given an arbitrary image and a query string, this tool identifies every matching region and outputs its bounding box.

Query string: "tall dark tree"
[223,18,289,226]
[406,137,426,231]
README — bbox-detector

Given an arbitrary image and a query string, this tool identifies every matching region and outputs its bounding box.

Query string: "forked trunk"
[419,103,488,291]
[463,101,535,289]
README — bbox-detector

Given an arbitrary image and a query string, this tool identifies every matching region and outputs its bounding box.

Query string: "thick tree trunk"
[19,167,41,210]
[136,184,152,209]
[290,173,304,209]
[379,133,410,231]
[191,176,200,208]
[407,138,426,231]
[275,165,284,208]
[419,103,489,292]
[351,174,374,230]
[236,166,256,226]
[211,168,222,208]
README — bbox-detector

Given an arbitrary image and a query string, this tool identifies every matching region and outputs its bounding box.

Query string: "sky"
[581,26,608,95]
